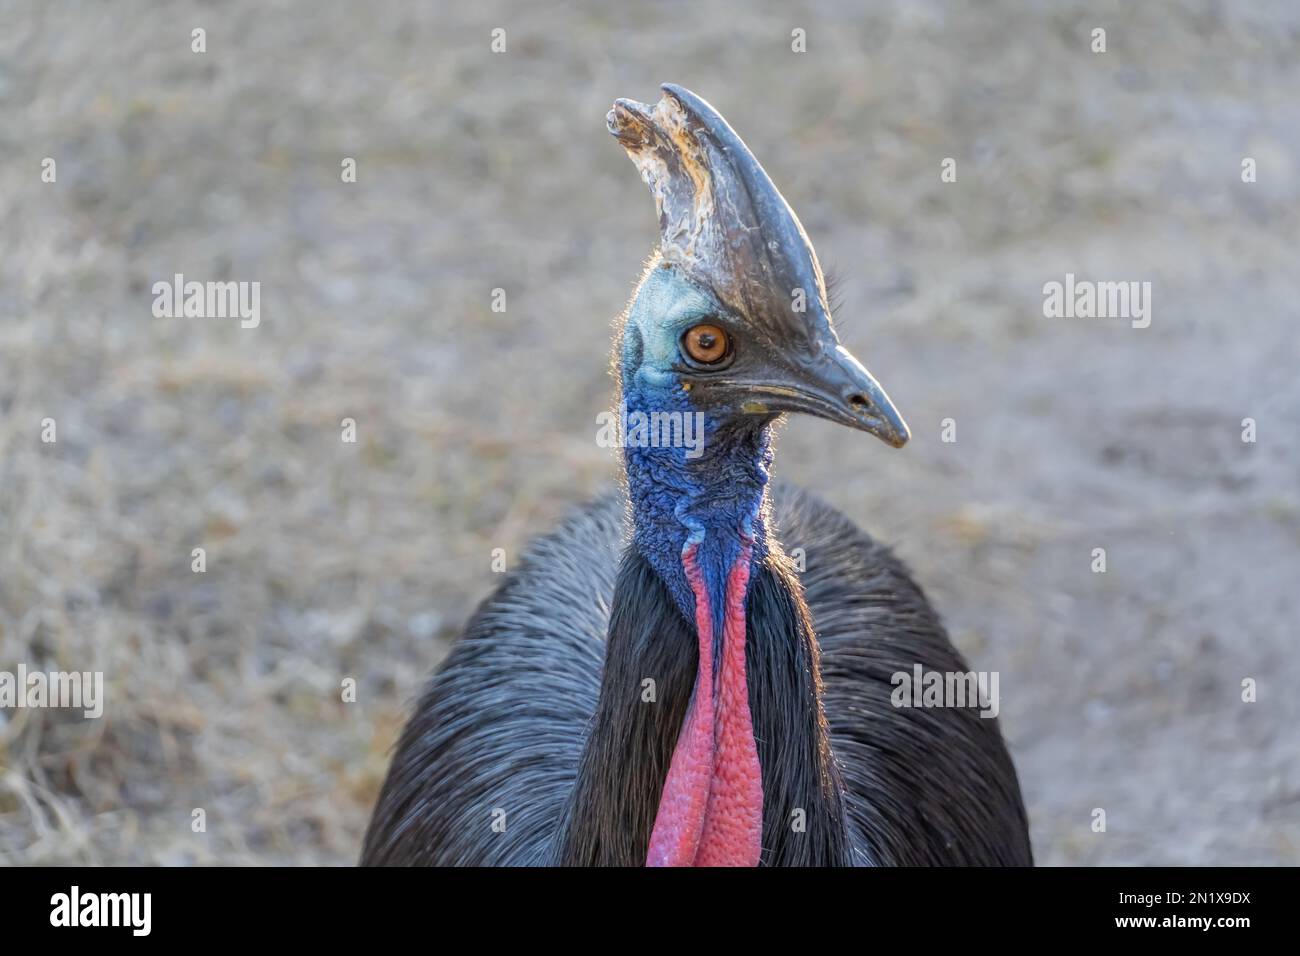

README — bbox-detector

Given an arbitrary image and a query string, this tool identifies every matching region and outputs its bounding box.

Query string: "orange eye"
[682,324,729,365]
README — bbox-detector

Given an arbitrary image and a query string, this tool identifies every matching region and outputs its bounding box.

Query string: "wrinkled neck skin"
[624,393,773,628]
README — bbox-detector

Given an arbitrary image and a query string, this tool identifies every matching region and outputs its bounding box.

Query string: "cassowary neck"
[626,410,774,624]
[556,374,850,866]
[627,406,770,867]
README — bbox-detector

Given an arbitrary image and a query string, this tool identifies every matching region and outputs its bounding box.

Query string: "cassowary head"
[610,84,909,448]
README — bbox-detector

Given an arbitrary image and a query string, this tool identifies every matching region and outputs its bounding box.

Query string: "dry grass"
[2,0,1298,864]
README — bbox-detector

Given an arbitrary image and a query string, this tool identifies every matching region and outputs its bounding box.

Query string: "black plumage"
[362,485,1031,866]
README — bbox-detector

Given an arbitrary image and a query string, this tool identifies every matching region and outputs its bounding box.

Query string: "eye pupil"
[683,323,729,364]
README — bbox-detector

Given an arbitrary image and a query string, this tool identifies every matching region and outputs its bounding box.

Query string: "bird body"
[363,486,1030,865]
[362,85,1031,866]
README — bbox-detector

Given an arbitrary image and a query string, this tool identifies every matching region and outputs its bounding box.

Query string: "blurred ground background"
[1,0,1297,865]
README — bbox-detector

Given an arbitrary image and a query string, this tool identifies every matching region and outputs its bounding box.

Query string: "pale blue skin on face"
[621,264,720,392]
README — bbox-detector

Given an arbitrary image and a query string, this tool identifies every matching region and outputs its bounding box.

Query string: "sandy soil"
[1,0,1297,864]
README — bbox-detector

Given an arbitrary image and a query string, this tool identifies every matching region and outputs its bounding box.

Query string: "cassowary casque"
[362,84,1032,867]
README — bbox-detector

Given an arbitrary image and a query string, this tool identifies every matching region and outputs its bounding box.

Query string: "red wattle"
[694,547,763,866]
[646,544,715,866]
[647,541,763,867]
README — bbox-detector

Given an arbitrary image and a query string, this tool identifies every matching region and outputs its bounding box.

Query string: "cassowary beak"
[803,345,910,447]
[741,343,910,448]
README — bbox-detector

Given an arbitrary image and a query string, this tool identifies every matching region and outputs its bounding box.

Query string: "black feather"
[361,484,1032,866]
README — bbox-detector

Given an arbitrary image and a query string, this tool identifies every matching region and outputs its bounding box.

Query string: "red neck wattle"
[646,543,763,867]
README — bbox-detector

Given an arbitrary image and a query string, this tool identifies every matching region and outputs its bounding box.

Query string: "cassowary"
[362,85,1032,866]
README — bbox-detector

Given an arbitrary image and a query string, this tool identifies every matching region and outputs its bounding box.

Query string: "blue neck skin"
[619,352,774,635]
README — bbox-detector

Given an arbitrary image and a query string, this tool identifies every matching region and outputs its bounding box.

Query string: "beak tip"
[874,422,909,448]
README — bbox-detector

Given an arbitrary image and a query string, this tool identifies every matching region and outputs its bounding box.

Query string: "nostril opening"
[847,393,870,411]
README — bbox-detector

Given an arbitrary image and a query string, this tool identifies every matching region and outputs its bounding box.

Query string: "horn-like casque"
[607,84,832,349]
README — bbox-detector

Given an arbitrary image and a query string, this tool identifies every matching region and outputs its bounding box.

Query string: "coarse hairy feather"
[361,483,1031,866]
[822,265,846,318]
